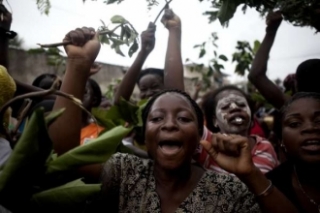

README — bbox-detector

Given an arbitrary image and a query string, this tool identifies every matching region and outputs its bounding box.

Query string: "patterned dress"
[96,153,261,213]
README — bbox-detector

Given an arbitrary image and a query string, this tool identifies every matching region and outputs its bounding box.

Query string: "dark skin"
[138,74,163,100]
[248,11,288,110]
[163,8,298,213]
[145,93,204,213]
[282,98,320,213]
[114,23,156,104]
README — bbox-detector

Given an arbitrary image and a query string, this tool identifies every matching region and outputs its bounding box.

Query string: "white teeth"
[235,117,243,122]
[305,140,320,145]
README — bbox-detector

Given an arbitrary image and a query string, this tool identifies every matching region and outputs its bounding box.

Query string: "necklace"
[294,165,320,212]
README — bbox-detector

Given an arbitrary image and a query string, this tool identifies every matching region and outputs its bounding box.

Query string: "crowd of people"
[0,3,320,213]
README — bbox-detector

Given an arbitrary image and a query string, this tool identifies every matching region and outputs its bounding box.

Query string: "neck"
[154,163,192,191]
[294,162,320,188]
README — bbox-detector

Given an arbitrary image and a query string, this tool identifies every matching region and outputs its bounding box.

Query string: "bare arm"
[113,23,156,104]
[201,134,299,213]
[162,9,184,91]
[248,11,288,110]
[49,27,100,155]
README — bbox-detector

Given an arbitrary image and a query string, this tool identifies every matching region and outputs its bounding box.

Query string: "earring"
[280,143,287,152]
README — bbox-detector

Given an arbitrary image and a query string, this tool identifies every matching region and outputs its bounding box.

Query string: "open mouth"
[158,140,183,156]
[301,139,320,152]
[228,114,246,125]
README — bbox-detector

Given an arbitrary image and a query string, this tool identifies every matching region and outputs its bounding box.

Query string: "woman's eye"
[288,122,301,128]
[237,102,246,107]
[178,117,192,122]
[150,117,162,122]
[221,105,229,110]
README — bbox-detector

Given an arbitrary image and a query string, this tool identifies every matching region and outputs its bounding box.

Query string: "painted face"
[138,74,164,100]
[145,93,200,170]
[214,90,251,134]
[282,98,320,164]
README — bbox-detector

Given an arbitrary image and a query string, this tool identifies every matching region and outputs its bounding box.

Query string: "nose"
[145,89,155,99]
[301,121,320,134]
[229,103,241,114]
[161,116,178,132]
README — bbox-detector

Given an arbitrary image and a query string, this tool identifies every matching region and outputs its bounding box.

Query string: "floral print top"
[99,153,261,213]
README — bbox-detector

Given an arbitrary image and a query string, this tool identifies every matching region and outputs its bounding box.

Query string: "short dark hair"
[32,74,58,90]
[201,85,254,133]
[136,68,164,86]
[88,78,102,107]
[296,59,320,93]
[142,89,204,140]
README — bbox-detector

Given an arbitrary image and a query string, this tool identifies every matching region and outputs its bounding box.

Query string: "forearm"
[164,29,184,91]
[49,59,90,155]
[114,51,148,104]
[238,168,298,213]
[249,32,276,80]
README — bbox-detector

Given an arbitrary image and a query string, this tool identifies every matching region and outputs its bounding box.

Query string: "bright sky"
[6,0,320,83]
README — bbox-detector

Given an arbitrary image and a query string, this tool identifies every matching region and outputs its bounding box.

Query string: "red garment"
[250,118,265,138]
[194,126,279,174]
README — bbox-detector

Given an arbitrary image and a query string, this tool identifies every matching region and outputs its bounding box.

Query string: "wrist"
[138,49,150,57]
[66,58,92,74]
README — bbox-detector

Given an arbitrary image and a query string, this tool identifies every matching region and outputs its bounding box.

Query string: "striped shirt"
[194,126,279,174]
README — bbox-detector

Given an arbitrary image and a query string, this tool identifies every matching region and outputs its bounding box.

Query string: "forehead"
[285,98,320,117]
[150,93,194,113]
[216,90,246,104]
[139,74,163,86]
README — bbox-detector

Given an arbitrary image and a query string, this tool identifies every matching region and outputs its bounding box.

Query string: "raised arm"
[49,27,100,155]
[161,9,184,91]
[248,11,287,110]
[113,23,156,104]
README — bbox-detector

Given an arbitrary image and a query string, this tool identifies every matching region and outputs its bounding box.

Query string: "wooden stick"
[153,0,173,24]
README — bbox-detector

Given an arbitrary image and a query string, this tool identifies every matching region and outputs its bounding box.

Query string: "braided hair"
[141,89,204,140]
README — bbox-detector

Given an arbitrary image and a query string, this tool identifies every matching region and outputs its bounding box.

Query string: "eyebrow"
[285,111,320,118]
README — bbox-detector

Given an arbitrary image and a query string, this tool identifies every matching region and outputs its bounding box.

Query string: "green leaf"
[218,0,241,26]
[199,49,206,58]
[218,54,228,61]
[104,0,119,4]
[36,0,51,15]
[128,40,139,57]
[253,40,261,55]
[30,179,100,213]
[46,126,133,174]
[0,109,54,211]
[115,45,125,57]
[111,15,128,24]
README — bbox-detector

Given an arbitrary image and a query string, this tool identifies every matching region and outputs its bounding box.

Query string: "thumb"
[93,31,99,41]
[200,140,217,158]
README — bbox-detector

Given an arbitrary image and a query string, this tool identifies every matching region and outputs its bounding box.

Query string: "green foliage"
[30,179,100,213]
[99,15,139,57]
[189,32,228,90]
[36,0,51,15]
[0,108,60,211]
[200,0,320,30]
[232,40,260,76]
[46,126,133,174]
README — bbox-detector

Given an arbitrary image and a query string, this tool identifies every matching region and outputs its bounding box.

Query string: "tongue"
[160,145,181,155]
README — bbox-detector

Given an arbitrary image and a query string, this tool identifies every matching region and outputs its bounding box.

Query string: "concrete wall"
[7,48,202,97]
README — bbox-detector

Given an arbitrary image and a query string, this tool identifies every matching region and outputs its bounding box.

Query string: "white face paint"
[214,93,251,134]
